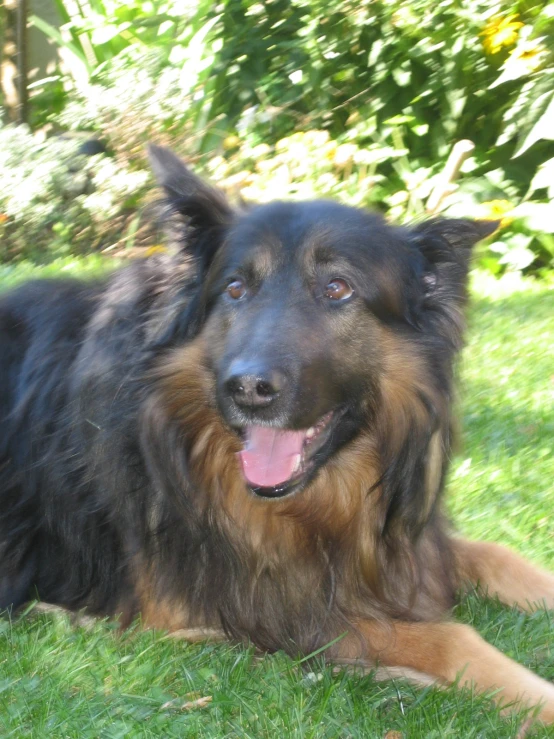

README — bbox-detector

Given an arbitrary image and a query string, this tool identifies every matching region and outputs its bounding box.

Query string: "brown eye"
[226,279,247,300]
[324,278,353,301]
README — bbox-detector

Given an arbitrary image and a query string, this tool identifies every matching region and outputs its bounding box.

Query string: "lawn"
[0,262,553,738]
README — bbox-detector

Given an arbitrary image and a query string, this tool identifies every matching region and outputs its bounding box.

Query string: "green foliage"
[0,254,118,287]
[1,605,547,737]
[30,0,218,80]
[201,0,554,274]
[0,124,149,261]
[20,0,554,276]
[28,0,222,139]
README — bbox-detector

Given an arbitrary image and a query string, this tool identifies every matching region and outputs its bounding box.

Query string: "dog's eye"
[324,278,353,301]
[226,279,247,300]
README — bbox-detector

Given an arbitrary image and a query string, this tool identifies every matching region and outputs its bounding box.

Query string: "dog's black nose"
[224,366,286,408]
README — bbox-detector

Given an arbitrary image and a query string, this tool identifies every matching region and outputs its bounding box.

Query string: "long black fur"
[0,148,498,655]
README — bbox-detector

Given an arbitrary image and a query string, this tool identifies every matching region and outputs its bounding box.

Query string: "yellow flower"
[481,15,523,55]
[324,141,338,161]
[223,135,240,150]
[479,199,513,228]
[144,245,168,257]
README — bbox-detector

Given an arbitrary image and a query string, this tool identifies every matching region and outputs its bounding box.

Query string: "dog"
[1,145,553,722]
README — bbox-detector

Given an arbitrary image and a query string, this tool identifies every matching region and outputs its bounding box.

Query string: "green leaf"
[90,23,125,45]
[499,245,536,270]
[50,0,72,25]
[536,231,554,258]
[178,14,221,95]
[392,66,411,87]
[515,91,554,156]
[496,233,535,270]
[529,158,554,199]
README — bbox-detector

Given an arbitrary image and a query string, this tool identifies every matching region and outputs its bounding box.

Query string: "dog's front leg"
[334,620,554,723]
[453,538,554,611]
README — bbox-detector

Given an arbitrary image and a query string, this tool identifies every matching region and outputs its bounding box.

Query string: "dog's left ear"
[412,218,499,263]
[410,218,499,297]
[148,146,235,346]
[148,144,233,273]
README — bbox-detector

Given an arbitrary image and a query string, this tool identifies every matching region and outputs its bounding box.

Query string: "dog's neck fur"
[136,338,456,652]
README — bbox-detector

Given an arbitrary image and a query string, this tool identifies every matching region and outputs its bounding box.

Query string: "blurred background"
[0,0,553,276]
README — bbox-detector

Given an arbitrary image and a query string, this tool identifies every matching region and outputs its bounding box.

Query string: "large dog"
[1,146,553,722]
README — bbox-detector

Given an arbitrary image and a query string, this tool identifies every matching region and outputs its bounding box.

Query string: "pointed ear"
[404,218,499,325]
[148,144,233,271]
[409,218,499,302]
[411,218,499,269]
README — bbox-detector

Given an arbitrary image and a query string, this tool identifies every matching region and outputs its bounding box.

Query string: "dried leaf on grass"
[161,695,213,711]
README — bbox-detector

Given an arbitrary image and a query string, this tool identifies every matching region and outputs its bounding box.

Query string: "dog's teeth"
[292,454,302,473]
[306,427,315,439]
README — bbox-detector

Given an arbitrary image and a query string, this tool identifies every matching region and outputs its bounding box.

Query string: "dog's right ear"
[148,144,233,273]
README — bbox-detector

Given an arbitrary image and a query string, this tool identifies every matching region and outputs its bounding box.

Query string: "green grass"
[0,254,118,288]
[1,261,553,738]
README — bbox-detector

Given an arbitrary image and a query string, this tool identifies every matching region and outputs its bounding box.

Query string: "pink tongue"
[238,426,306,488]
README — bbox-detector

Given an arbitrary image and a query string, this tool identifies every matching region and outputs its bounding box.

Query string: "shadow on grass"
[459,289,554,455]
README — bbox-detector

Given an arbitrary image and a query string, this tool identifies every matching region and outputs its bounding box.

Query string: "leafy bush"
[0,124,149,262]
[29,0,222,149]
[30,0,218,81]
[18,0,554,275]
[203,0,554,274]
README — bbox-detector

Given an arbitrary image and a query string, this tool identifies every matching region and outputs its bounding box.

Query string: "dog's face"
[202,201,418,498]
[150,145,497,500]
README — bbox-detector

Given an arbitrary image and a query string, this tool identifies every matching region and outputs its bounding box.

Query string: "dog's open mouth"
[236,411,335,498]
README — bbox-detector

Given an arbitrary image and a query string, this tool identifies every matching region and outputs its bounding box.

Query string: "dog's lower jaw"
[247,479,307,499]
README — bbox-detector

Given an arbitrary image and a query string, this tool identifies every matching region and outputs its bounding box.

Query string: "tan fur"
[155,339,382,554]
[454,538,554,611]
[379,329,449,495]
[154,340,456,619]
[143,338,554,724]
[424,431,444,507]
[167,627,227,643]
[134,567,192,632]
[336,620,554,723]
[380,328,448,411]
[161,604,554,722]
[380,340,435,446]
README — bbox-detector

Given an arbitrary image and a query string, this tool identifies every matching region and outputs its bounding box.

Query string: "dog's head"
[150,145,497,505]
